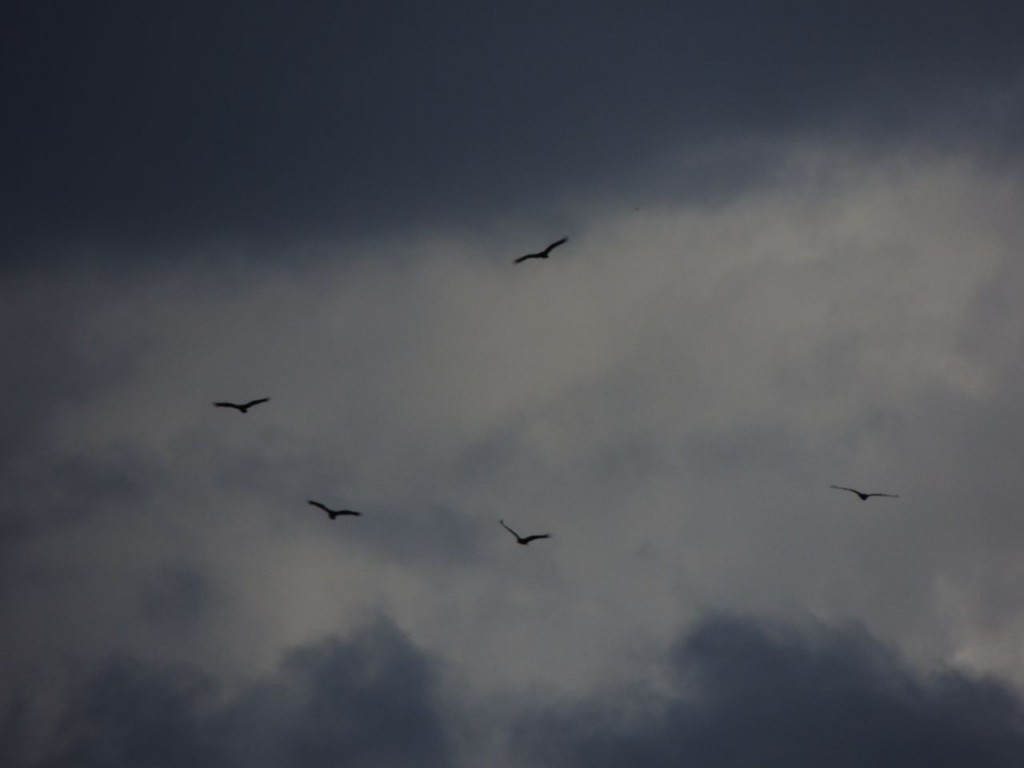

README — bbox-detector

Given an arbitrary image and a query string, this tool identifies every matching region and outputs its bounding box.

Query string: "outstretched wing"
[213,401,241,410]
[499,519,520,539]
[336,509,362,516]
[543,237,568,255]
[865,493,899,499]
[830,485,860,495]
[514,254,537,264]
[521,534,551,544]
[242,397,270,409]
[308,500,332,515]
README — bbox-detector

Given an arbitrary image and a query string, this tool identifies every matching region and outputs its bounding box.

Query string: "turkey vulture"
[830,485,899,501]
[213,398,270,413]
[308,500,362,519]
[500,519,550,545]
[514,237,568,264]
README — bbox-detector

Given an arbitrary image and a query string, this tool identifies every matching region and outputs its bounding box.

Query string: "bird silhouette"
[830,485,899,501]
[213,398,270,413]
[500,519,551,545]
[514,237,568,264]
[308,500,362,519]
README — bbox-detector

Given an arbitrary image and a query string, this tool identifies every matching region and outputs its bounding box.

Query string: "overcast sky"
[5,3,1024,766]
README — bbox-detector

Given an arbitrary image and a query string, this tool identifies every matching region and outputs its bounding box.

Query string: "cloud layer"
[8,615,1024,767]
[11,621,450,768]
[520,615,1024,768]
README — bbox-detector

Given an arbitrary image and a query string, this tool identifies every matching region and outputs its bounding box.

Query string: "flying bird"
[308,500,362,519]
[213,398,270,413]
[500,519,551,545]
[830,485,899,501]
[514,237,568,264]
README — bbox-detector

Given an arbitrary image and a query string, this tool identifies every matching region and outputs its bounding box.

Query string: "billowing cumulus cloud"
[518,614,1024,768]
[9,621,452,768]
[7,615,1024,767]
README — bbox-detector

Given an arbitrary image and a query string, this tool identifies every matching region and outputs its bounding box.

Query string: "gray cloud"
[137,564,211,632]
[4,2,1024,250]
[4,153,1024,691]
[3,102,1024,765]
[518,614,1024,768]
[20,620,452,768]
[14,615,1024,767]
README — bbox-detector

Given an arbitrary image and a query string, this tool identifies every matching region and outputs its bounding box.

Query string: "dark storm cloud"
[519,615,1024,767]
[8,584,1024,767]
[4,1,1024,250]
[20,620,453,768]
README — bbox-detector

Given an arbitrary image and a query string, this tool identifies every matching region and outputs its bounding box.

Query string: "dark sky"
[4,3,1024,766]
[4,2,1024,249]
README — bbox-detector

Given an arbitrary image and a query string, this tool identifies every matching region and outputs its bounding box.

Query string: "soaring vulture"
[308,500,362,519]
[500,519,551,545]
[213,398,270,413]
[830,485,899,501]
[514,237,568,264]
